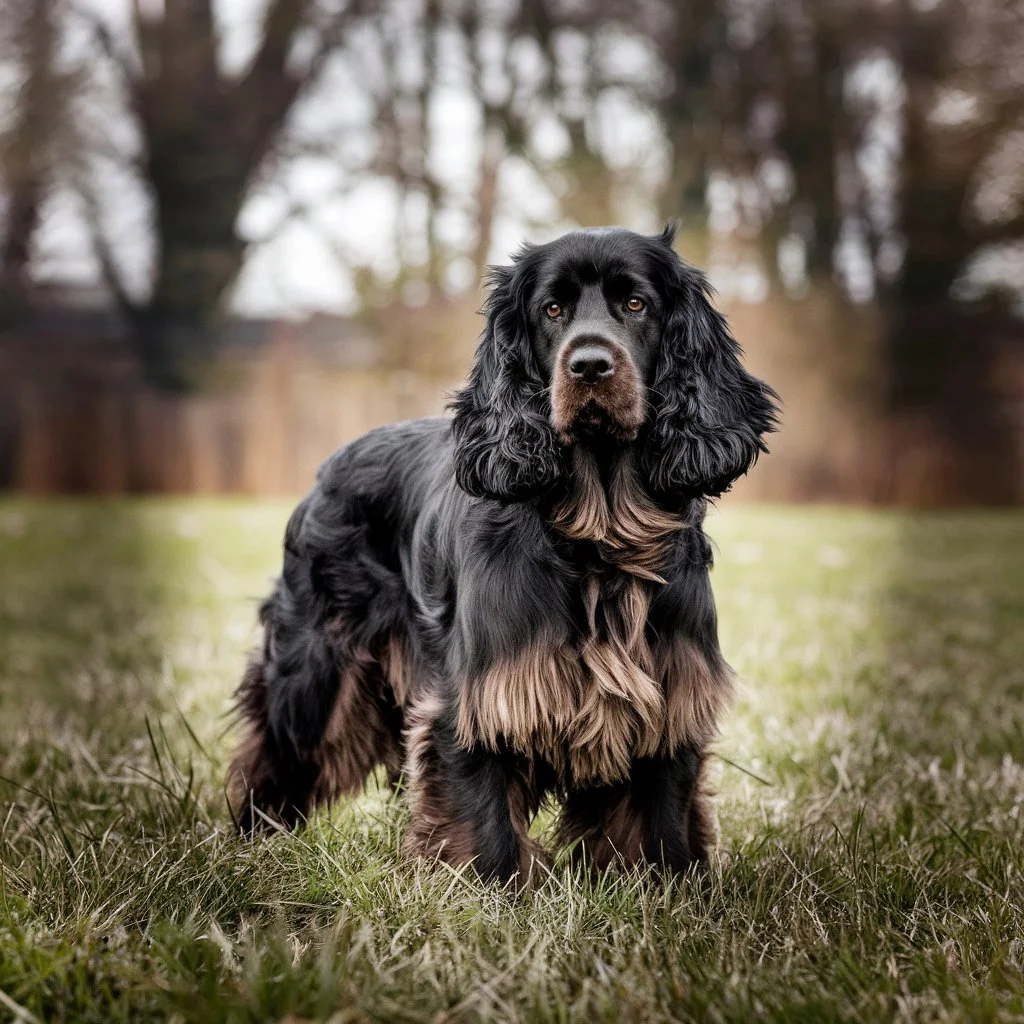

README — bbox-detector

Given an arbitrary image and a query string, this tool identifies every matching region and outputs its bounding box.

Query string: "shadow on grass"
[0,501,179,736]
[0,500,302,1021]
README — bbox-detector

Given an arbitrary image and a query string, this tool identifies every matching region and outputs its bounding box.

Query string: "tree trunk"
[90,0,329,391]
[656,0,733,266]
[882,30,1019,504]
[132,191,247,390]
[132,91,250,390]
[884,302,1020,504]
[0,185,42,323]
[0,0,56,321]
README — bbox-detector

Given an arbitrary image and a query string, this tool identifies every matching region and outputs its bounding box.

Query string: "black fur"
[450,258,565,502]
[229,226,779,881]
[643,248,779,498]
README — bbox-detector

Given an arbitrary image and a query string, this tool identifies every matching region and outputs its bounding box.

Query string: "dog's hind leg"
[228,494,410,832]
[229,632,321,832]
[229,608,409,831]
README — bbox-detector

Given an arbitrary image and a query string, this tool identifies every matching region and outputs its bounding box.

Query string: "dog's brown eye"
[626,296,645,312]
[545,303,562,319]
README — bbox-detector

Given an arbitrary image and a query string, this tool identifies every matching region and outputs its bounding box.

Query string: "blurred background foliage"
[0,0,1022,502]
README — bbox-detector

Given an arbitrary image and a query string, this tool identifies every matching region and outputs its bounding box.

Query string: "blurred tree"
[651,0,734,263]
[319,0,516,312]
[0,0,62,320]
[663,0,1024,501]
[333,0,620,308]
[82,0,353,391]
[881,0,1024,500]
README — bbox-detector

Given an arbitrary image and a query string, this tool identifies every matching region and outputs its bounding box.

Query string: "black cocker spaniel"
[229,225,779,882]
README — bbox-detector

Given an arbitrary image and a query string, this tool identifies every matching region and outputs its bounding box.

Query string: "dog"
[228,225,778,882]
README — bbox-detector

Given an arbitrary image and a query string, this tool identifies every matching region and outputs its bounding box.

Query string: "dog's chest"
[453,454,725,784]
[455,568,665,783]
[452,563,731,786]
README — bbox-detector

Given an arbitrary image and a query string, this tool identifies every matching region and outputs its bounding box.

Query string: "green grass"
[1,500,1023,1023]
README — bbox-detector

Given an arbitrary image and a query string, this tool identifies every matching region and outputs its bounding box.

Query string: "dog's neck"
[549,444,683,581]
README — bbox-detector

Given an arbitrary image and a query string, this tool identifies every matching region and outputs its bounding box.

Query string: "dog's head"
[451,225,779,503]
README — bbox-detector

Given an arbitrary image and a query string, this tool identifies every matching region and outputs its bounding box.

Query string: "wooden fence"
[2,300,1022,502]
[3,332,457,494]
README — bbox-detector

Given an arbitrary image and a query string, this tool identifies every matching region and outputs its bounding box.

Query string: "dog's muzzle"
[550,336,644,443]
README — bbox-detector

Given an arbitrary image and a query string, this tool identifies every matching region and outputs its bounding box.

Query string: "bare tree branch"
[66,0,139,83]
[76,168,140,321]
[233,1,356,170]
[129,0,160,82]
[974,213,1024,246]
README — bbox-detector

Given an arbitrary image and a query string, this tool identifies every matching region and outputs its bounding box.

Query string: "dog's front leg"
[557,746,714,874]
[403,695,545,884]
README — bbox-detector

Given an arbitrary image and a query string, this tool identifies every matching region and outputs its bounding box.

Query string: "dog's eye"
[545,303,562,319]
[626,296,645,312]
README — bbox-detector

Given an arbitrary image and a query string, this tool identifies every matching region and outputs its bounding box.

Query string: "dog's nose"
[568,345,616,384]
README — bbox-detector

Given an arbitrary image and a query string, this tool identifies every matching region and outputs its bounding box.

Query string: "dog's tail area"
[227,583,341,832]
[227,490,410,833]
[228,637,312,832]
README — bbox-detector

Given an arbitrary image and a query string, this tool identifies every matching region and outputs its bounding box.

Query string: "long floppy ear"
[450,254,563,502]
[643,235,780,499]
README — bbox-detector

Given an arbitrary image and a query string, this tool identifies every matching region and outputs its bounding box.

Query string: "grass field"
[1,500,1023,1023]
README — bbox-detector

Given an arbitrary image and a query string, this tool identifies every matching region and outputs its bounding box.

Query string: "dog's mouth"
[564,400,633,440]
[549,340,645,445]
